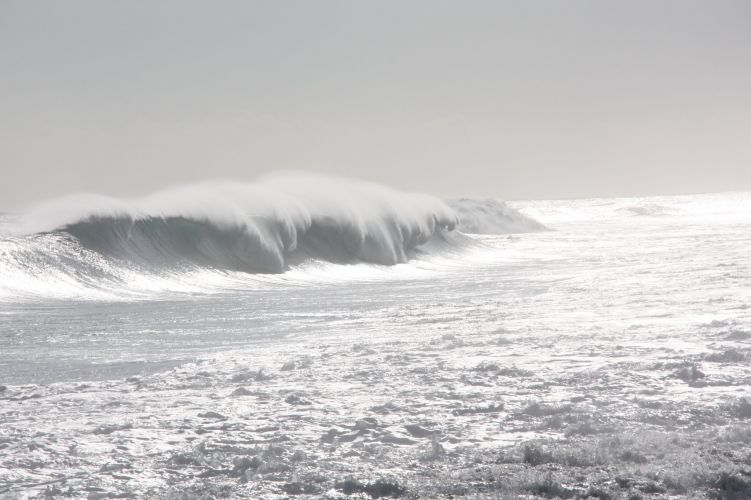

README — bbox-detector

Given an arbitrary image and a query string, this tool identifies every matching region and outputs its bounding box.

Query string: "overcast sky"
[1,0,750,208]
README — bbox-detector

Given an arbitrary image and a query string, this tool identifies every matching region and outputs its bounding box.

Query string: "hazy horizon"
[2,0,750,209]
[4,171,751,216]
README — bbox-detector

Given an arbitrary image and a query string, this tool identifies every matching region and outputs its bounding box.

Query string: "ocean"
[1,177,750,498]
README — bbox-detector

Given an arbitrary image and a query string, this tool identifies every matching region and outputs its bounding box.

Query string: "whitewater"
[1,177,750,499]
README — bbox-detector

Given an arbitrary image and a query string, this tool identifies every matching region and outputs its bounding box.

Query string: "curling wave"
[0,173,545,299]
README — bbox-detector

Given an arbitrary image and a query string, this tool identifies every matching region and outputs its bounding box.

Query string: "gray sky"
[1,0,750,208]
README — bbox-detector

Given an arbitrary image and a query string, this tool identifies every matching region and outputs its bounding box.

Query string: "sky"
[1,0,750,209]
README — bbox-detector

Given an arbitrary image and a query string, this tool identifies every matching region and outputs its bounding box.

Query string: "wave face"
[447,198,547,234]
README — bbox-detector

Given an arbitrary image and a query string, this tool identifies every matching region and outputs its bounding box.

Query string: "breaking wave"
[0,173,543,300]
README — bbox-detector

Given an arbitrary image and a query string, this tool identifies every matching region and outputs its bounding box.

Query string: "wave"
[447,198,547,234]
[616,203,671,217]
[0,173,545,300]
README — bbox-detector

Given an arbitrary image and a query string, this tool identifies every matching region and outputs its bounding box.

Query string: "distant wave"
[448,198,547,234]
[0,173,545,299]
[616,203,671,217]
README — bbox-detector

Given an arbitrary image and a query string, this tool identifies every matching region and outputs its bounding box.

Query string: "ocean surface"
[1,180,750,498]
